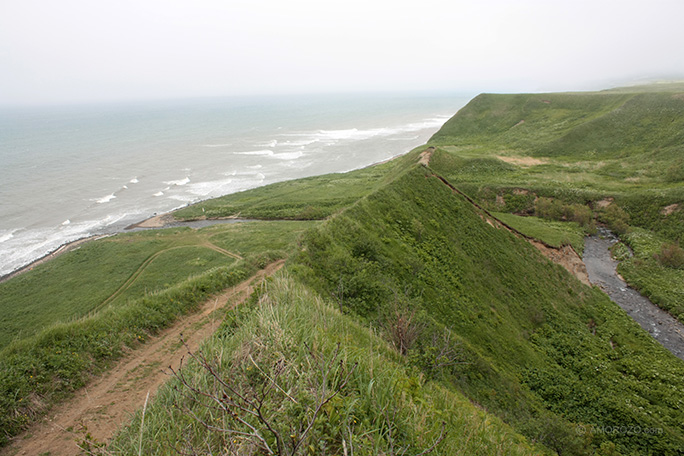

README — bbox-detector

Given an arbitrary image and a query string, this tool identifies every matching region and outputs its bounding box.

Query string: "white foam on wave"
[272,151,305,160]
[164,177,190,186]
[94,193,116,204]
[0,213,134,276]
[129,177,139,184]
[281,115,451,148]
[203,143,232,148]
[246,164,263,169]
[233,150,304,160]
[153,191,164,197]
[0,229,17,244]
[234,150,274,157]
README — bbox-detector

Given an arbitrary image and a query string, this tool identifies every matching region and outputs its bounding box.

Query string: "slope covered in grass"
[291,164,684,455]
[173,151,416,221]
[110,275,541,456]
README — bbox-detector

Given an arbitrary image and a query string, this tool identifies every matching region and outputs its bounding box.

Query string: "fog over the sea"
[1,0,684,105]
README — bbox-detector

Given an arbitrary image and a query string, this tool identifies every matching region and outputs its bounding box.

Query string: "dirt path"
[2,260,285,456]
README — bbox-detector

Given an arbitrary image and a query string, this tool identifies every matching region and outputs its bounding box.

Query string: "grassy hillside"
[0,221,313,349]
[173,152,415,221]
[110,275,541,455]
[2,86,683,455]
[428,86,684,328]
[0,221,312,445]
[291,164,684,455]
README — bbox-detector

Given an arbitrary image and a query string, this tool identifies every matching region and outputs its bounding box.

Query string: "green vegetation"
[0,221,312,446]
[291,165,684,455]
[492,212,586,255]
[2,85,683,455]
[616,228,684,323]
[0,221,312,349]
[110,275,540,455]
[173,154,415,221]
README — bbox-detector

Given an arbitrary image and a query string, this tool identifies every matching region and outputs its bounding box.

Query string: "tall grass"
[110,274,541,455]
[0,260,261,446]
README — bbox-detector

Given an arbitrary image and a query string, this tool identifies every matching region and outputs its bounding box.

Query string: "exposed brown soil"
[496,155,547,167]
[594,198,614,209]
[1,260,284,456]
[418,147,435,166]
[529,241,590,286]
[662,203,680,216]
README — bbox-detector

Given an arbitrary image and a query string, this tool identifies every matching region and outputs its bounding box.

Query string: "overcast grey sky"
[1,0,683,105]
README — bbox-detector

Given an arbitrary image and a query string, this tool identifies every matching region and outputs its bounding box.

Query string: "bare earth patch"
[662,203,680,216]
[2,261,285,456]
[418,147,435,166]
[594,198,614,209]
[529,241,590,286]
[496,155,547,167]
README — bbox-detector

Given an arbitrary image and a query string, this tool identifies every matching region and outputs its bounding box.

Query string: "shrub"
[655,242,684,269]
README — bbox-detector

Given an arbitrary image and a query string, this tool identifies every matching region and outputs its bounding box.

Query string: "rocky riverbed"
[583,229,684,361]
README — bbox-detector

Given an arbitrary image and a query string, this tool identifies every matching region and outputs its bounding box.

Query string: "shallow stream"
[583,228,684,361]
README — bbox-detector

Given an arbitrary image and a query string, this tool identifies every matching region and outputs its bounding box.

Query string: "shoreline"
[1,149,413,284]
[0,235,110,284]
[0,211,257,284]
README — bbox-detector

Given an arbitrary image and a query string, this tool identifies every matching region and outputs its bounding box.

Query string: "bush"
[655,242,684,269]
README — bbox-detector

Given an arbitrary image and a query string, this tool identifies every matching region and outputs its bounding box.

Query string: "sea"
[0,92,470,277]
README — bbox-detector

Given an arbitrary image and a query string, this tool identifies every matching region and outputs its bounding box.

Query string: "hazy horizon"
[2,0,684,106]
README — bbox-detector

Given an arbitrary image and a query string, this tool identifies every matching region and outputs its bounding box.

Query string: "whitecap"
[164,177,190,186]
[203,143,232,148]
[0,229,16,244]
[234,150,274,157]
[258,139,278,148]
[61,219,71,226]
[246,164,263,169]
[122,185,128,189]
[153,191,164,197]
[129,177,139,184]
[94,193,116,204]
[272,151,305,160]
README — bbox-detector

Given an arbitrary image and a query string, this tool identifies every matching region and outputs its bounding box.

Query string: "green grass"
[291,164,684,455]
[0,222,314,349]
[615,228,684,323]
[109,274,542,456]
[172,148,421,221]
[0,260,255,446]
[3,85,684,455]
[492,212,586,255]
[0,220,314,446]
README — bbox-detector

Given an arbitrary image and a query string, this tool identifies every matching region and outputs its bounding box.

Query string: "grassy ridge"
[427,87,684,331]
[291,164,684,454]
[110,274,541,456]
[172,148,420,221]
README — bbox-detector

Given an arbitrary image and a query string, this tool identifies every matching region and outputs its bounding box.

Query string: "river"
[583,228,684,361]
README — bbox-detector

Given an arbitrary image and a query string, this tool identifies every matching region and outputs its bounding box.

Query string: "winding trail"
[2,260,285,456]
[99,243,243,310]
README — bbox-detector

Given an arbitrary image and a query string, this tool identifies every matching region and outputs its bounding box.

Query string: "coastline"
[1,149,416,284]
[0,235,110,284]
[0,211,257,284]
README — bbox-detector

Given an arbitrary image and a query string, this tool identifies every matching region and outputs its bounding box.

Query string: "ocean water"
[0,92,469,277]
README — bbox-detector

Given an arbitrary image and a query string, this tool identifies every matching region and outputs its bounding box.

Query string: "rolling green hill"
[2,86,683,455]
